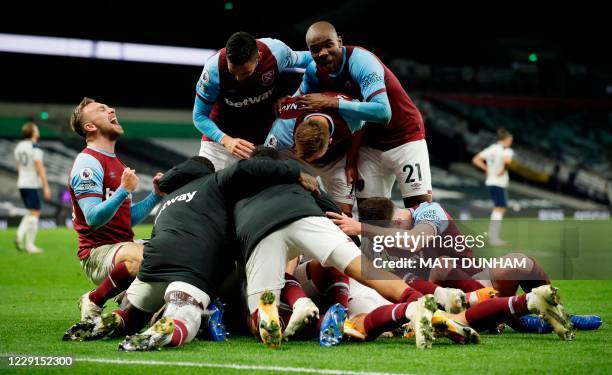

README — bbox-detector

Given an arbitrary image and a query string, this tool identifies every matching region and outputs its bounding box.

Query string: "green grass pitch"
[1,225,611,374]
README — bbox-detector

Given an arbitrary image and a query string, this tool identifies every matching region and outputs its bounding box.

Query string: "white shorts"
[245,216,361,298]
[199,141,239,171]
[126,278,210,313]
[357,139,432,199]
[347,277,392,319]
[279,150,354,205]
[80,242,131,285]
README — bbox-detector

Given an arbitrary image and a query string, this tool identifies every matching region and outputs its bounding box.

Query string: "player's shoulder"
[14,140,29,150]
[202,51,221,74]
[259,37,294,67]
[348,46,379,65]
[259,37,285,47]
[346,47,384,81]
[71,152,103,177]
[259,37,291,54]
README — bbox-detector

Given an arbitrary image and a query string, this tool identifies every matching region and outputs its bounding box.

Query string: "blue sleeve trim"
[131,192,162,226]
[193,96,226,143]
[78,187,129,229]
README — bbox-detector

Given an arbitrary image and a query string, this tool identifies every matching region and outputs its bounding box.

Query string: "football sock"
[519,257,551,293]
[89,262,134,308]
[465,294,528,332]
[281,273,307,307]
[363,303,409,340]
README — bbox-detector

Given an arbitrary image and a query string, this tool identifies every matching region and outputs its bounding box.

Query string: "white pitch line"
[78,356,409,375]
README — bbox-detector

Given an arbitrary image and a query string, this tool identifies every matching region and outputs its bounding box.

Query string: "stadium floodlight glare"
[0,33,216,67]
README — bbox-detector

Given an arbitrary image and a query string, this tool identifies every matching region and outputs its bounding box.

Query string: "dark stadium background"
[1,1,611,224]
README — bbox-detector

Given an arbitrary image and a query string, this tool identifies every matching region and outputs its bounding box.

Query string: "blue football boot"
[520,314,602,333]
[206,298,228,342]
[319,303,347,347]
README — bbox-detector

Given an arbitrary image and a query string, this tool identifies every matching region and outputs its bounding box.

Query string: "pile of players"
[62,21,601,351]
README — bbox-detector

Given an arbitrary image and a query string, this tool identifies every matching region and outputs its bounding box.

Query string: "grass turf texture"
[1,224,611,374]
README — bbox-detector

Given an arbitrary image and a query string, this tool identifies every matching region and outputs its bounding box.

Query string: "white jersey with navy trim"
[14,140,43,188]
[478,143,514,187]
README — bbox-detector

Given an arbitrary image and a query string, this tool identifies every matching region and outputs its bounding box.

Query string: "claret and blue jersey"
[193,38,312,145]
[299,45,425,151]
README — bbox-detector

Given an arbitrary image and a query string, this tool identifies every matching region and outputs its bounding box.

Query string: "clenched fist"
[120,168,139,192]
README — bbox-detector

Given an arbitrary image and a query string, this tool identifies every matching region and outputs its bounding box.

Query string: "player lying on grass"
[273,254,576,347]
[290,260,575,345]
[233,147,473,350]
[68,97,165,323]
[328,197,601,333]
[63,154,319,352]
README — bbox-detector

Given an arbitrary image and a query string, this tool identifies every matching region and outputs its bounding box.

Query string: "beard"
[99,123,123,141]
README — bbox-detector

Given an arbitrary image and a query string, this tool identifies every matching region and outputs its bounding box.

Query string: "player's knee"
[164,290,206,344]
[115,243,144,270]
[123,259,142,276]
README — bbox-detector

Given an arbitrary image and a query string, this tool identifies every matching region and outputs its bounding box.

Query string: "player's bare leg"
[341,255,436,348]
[80,243,144,321]
[402,194,432,209]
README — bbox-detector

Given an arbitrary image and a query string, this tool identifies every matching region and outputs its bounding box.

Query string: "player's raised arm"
[130,172,164,226]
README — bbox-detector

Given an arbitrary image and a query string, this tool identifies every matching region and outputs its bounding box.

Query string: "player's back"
[14,140,42,188]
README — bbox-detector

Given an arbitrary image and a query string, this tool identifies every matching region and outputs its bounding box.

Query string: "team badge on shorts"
[410,182,422,191]
[80,168,93,180]
[262,70,275,86]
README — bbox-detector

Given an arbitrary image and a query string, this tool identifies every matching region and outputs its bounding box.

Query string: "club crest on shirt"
[80,168,93,180]
[197,68,210,93]
[262,70,275,86]
[267,135,278,148]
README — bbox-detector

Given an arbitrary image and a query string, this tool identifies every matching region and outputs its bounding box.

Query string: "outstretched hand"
[326,211,361,236]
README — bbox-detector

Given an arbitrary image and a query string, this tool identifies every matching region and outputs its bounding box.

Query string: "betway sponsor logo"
[224,89,273,107]
[154,190,197,224]
[281,102,298,111]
